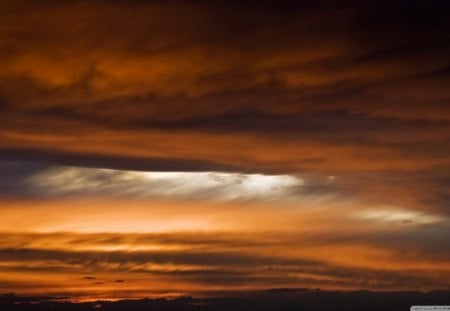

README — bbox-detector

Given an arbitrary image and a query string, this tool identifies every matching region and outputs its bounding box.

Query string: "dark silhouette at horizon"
[2,289,450,311]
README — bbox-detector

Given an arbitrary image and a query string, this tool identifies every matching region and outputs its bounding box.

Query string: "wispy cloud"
[27,167,304,202]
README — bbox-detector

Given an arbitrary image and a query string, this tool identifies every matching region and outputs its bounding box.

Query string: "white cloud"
[27,166,304,202]
[354,206,445,225]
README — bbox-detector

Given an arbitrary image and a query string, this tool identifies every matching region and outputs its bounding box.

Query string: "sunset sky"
[0,0,449,301]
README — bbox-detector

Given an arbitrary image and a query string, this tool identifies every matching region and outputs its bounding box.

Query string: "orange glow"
[0,192,449,299]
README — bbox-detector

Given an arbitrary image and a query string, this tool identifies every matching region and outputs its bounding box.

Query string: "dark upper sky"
[0,0,449,174]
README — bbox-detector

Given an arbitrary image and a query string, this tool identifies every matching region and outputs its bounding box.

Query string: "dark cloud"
[1,0,448,122]
[0,151,241,173]
[82,276,96,280]
[0,161,51,197]
[0,247,318,268]
[0,246,448,290]
[1,230,450,291]
[0,0,448,176]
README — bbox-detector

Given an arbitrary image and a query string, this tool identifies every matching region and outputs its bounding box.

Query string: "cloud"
[82,276,96,280]
[0,0,448,177]
[0,0,449,300]
[2,159,448,220]
[0,230,450,294]
[26,166,303,202]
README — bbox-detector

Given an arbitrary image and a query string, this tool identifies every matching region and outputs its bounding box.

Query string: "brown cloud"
[0,229,449,298]
[0,1,448,176]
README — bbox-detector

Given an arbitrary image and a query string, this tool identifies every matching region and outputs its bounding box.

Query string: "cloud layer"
[0,0,448,174]
[0,0,449,300]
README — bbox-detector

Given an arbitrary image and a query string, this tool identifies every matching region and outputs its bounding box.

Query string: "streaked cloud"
[0,230,450,299]
[0,0,448,176]
[27,167,303,201]
[355,207,445,226]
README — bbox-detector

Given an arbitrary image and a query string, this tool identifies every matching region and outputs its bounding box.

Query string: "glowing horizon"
[1,163,449,299]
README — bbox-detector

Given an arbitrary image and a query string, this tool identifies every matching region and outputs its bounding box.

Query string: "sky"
[0,0,449,301]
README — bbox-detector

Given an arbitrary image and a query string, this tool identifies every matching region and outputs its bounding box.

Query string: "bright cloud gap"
[27,166,304,202]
